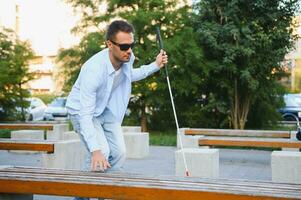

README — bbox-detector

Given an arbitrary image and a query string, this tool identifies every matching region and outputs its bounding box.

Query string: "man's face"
[107,31,134,63]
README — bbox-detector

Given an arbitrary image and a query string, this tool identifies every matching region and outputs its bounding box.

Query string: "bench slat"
[186,129,290,138]
[0,139,54,153]
[199,137,301,148]
[0,167,300,199]
[0,123,54,130]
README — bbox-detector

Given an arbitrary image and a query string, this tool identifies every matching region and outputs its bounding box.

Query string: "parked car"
[279,93,301,121]
[24,97,47,121]
[43,97,68,121]
[0,97,46,121]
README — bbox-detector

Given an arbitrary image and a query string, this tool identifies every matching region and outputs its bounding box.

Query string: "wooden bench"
[198,136,301,149]
[0,139,86,170]
[0,123,69,140]
[0,123,54,131]
[0,166,300,200]
[185,128,291,138]
[0,139,54,153]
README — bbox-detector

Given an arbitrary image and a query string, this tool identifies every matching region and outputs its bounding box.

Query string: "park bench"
[0,123,54,131]
[0,123,69,140]
[0,139,54,153]
[0,166,300,200]
[185,128,291,138]
[0,138,86,169]
[198,136,301,149]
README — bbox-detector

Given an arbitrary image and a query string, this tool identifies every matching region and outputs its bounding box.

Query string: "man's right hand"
[91,150,111,171]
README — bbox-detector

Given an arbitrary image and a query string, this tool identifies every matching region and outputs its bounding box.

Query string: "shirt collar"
[105,48,135,77]
[105,48,116,75]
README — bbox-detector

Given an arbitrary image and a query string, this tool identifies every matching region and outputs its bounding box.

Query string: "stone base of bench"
[42,139,87,170]
[124,132,149,159]
[272,151,301,184]
[0,193,33,200]
[122,126,141,133]
[10,130,45,154]
[61,131,80,140]
[46,124,69,140]
[175,148,219,178]
[11,130,44,140]
[177,128,203,148]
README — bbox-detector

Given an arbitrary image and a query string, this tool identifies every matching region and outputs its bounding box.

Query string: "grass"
[0,129,11,138]
[149,130,177,146]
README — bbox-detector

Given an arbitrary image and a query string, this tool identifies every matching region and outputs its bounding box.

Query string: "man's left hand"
[155,49,168,68]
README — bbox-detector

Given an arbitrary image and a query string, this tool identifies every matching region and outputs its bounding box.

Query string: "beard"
[113,52,131,64]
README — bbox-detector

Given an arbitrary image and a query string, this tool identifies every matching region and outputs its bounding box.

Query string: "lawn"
[149,130,177,146]
[0,129,11,138]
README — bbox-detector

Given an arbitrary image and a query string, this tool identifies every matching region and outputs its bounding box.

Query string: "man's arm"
[131,50,168,82]
[79,66,110,171]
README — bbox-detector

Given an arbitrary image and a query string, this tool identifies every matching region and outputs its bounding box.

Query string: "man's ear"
[106,40,112,49]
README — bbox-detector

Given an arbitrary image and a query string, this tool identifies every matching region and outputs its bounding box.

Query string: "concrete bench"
[0,139,86,169]
[198,136,301,150]
[122,126,141,132]
[175,148,219,178]
[123,132,149,158]
[0,166,301,200]
[0,123,69,140]
[272,151,301,184]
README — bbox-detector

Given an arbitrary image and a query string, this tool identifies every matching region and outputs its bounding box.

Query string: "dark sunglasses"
[110,40,135,51]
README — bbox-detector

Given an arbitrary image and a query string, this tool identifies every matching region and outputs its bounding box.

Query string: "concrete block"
[10,130,45,154]
[175,148,219,178]
[46,123,69,140]
[124,132,149,158]
[0,194,33,200]
[281,147,299,151]
[272,151,301,184]
[290,130,297,140]
[61,131,80,140]
[42,139,87,170]
[177,128,203,148]
[11,130,44,140]
[122,126,141,133]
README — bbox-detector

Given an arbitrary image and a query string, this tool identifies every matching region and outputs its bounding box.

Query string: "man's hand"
[155,49,168,68]
[91,150,111,171]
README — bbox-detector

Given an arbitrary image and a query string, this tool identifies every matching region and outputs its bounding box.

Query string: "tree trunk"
[18,83,26,122]
[230,79,251,129]
[140,102,147,132]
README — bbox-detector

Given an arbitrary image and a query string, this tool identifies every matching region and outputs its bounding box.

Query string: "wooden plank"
[0,167,300,199]
[0,139,54,153]
[199,137,301,148]
[0,123,54,130]
[185,129,290,138]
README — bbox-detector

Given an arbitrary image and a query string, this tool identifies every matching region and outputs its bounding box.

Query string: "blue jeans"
[69,109,126,200]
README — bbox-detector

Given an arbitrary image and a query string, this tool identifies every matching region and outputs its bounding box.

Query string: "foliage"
[0,28,34,121]
[193,0,300,129]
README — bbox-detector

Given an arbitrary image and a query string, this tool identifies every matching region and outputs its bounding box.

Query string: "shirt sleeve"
[131,62,160,82]
[79,65,102,152]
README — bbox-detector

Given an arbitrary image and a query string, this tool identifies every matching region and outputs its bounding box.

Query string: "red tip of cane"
[185,171,190,177]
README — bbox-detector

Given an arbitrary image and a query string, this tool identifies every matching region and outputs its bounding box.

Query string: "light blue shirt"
[66,48,160,152]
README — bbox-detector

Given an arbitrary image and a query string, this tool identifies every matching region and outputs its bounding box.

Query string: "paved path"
[0,146,272,200]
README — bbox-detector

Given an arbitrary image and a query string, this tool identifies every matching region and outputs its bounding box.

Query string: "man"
[66,20,167,184]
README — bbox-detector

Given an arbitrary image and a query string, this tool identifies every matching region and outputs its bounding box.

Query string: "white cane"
[156,27,190,176]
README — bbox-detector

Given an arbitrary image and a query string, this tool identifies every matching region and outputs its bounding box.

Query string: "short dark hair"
[106,20,134,41]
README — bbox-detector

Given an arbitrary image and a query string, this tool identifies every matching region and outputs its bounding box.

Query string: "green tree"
[194,0,300,129]
[0,28,34,121]
[62,0,207,131]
